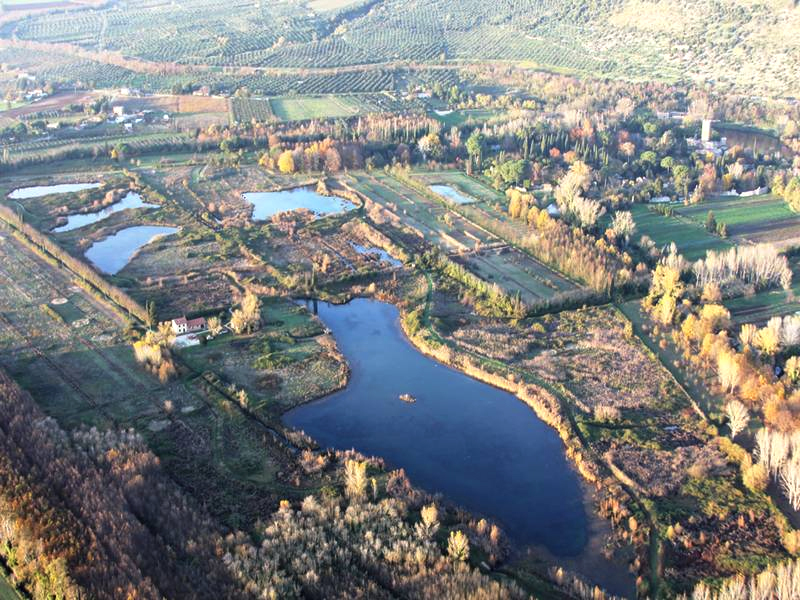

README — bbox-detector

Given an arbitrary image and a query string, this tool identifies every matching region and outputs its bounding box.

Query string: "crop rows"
[8,0,794,93]
[229,97,275,123]
[3,132,191,160]
[268,91,417,121]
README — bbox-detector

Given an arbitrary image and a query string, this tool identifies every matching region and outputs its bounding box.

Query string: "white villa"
[171,316,207,335]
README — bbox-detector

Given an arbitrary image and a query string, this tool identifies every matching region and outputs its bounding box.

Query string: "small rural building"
[112,105,125,117]
[171,316,207,335]
[740,186,769,197]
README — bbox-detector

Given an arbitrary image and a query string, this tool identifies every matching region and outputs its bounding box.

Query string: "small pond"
[9,182,101,200]
[53,192,159,233]
[84,225,178,275]
[284,299,587,555]
[243,187,355,220]
[350,242,402,267]
[429,184,476,205]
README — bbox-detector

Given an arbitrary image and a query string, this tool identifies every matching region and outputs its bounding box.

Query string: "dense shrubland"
[222,488,524,599]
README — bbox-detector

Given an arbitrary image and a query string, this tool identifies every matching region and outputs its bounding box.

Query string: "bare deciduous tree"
[718,351,742,393]
[782,456,800,511]
[725,401,749,440]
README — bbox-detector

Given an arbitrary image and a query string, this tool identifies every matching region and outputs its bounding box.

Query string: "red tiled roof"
[172,316,206,328]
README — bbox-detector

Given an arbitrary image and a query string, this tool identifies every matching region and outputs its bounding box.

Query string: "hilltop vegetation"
[2,0,800,96]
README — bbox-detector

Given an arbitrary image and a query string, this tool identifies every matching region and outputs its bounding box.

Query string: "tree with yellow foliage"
[229,291,262,335]
[417,503,440,538]
[718,350,741,393]
[447,530,470,562]
[756,326,781,357]
[646,263,684,325]
[787,356,800,384]
[344,459,367,501]
[277,150,295,174]
[739,323,758,349]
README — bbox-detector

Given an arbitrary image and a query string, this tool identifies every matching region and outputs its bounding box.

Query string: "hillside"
[1,0,799,96]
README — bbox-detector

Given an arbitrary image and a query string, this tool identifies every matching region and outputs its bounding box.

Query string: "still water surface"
[284,298,588,556]
[9,182,101,199]
[54,192,158,233]
[85,225,178,274]
[244,187,354,220]
[429,184,476,205]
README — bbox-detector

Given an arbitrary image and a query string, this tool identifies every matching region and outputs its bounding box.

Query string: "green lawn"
[269,95,363,121]
[430,109,502,128]
[673,194,800,249]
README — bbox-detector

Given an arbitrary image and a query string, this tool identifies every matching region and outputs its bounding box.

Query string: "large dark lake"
[284,298,588,556]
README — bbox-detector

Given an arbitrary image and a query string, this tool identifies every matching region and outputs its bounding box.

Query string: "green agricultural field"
[430,109,502,128]
[270,95,363,121]
[724,261,800,326]
[268,93,411,121]
[230,97,275,123]
[0,569,21,600]
[675,194,800,250]
[627,204,732,261]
